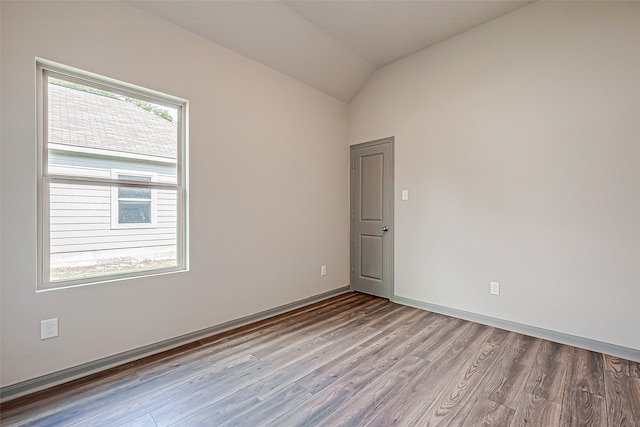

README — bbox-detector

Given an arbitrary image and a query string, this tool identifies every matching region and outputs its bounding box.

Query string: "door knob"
[382,226,389,232]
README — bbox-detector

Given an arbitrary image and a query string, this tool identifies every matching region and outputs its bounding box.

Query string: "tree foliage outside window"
[49,77,175,123]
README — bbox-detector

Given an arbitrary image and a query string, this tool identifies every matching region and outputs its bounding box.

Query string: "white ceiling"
[130,1,535,102]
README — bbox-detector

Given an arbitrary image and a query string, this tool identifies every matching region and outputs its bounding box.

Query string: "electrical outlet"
[321,265,327,276]
[490,282,500,296]
[41,318,58,340]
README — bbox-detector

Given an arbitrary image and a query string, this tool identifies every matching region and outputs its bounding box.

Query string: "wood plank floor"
[1,292,639,426]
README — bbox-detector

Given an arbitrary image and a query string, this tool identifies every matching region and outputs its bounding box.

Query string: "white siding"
[49,163,177,257]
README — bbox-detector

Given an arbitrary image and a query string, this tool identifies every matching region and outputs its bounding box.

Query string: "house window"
[110,171,157,228]
[37,61,188,289]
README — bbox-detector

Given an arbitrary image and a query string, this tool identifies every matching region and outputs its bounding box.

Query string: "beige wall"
[349,1,640,351]
[0,1,349,387]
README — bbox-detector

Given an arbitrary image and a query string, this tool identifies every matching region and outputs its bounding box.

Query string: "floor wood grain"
[524,340,570,404]
[484,333,542,410]
[510,393,561,427]
[565,347,606,397]
[603,371,640,427]
[1,292,639,427]
[559,387,607,427]
[461,398,515,427]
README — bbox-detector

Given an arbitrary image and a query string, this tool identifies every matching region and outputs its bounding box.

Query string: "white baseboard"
[0,286,351,403]
[392,295,640,363]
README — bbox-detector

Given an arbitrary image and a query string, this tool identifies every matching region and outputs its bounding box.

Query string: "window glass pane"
[49,182,178,282]
[47,77,178,183]
[119,201,151,223]
[118,187,152,199]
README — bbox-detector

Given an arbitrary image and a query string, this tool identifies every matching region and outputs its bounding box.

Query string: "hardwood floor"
[1,292,639,426]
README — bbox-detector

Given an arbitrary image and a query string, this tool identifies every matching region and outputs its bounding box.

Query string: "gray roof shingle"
[49,83,177,159]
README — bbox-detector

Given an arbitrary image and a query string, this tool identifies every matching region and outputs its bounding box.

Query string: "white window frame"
[37,60,189,290]
[110,169,158,229]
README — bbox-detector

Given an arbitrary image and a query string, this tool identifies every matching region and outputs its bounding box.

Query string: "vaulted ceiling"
[130,1,535,102]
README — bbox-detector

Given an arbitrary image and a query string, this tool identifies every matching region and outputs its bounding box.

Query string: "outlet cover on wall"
[41,318,58,340]
[321,265,327,276]
[490,282,500,296]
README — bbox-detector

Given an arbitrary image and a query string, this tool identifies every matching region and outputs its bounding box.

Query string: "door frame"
[349,137,394,299]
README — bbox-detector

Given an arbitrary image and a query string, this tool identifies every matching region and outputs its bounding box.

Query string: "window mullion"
[47,176,177,191]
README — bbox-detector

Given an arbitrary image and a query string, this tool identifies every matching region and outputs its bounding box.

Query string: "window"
[110,170,157,228]
[37,61,188,289]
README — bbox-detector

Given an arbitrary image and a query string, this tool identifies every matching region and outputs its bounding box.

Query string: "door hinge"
[351,265,355,273]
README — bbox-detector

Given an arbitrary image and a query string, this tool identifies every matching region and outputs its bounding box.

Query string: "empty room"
[1,1,639,426]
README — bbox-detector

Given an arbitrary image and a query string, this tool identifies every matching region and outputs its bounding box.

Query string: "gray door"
[350,138,393,299]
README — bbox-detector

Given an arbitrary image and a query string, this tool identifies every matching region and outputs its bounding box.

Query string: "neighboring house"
[48,83,178,272]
